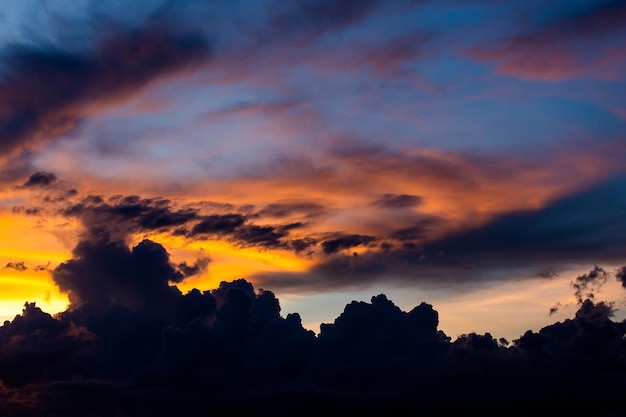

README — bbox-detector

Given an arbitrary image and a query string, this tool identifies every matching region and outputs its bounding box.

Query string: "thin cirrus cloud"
[0,16,210,159]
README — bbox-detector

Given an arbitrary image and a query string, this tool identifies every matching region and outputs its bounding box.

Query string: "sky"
[1,0,626,348]
[0,0,626,414]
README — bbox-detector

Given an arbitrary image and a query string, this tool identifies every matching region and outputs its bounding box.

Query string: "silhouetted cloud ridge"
[0,233,625,415]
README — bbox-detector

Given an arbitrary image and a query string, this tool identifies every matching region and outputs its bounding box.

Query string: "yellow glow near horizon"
[432,267,626,342]
[0,269,70,321]
[143,233,312,292]
[0,206,315,321]
[0,211,73,319]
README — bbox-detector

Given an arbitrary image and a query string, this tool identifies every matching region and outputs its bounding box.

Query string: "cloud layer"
[0,10,209,159]
[0,237,624,415]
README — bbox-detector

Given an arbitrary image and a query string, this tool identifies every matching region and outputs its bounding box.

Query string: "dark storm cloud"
[188,214,247,236]
[0,302,97,388]
[45,232,217,380]
[371,193,423,209]
[2,251,626,414]
[62,195,200,238]
[177,257,210,278]
[290,237,318,254]
[185,214,307,250]
[321,233,377,254]
[52,234,185,313]
[57,193,311,254]
[20,171,57,188]
[0,18,210,157]
[257,201,328,219]
[438,173,626,267]
[420,176,626,268]
[135,204,199,230]
[254,176,626,293]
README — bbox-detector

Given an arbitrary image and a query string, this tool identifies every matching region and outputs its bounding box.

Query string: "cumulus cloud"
[1,191,626,411]
[52,234,185,314]
[1,262,624,414]
[0,302,97,388]
[321,233,377,254]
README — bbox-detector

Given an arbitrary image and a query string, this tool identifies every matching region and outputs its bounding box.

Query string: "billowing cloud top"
[0,250,625,413]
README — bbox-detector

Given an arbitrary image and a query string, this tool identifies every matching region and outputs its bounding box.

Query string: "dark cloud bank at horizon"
[0,230,625,416]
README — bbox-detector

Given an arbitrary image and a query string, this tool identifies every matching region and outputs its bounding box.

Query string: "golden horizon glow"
[0,211,73,319]
[144,232,313,293]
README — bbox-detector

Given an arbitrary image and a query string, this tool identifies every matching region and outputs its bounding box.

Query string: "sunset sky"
[1,0,625,343]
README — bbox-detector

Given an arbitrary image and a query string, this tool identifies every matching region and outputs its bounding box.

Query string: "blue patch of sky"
[417,52,488,92]
[300,65,624,154]
[411,1,505,34]
[397,95,623,152]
